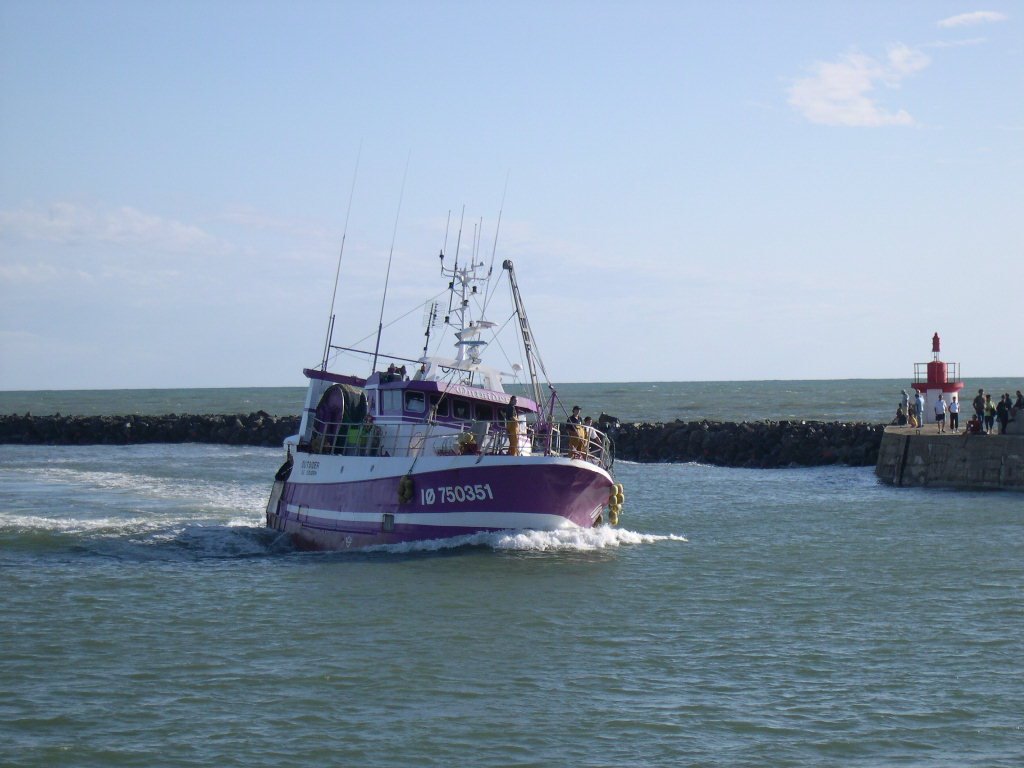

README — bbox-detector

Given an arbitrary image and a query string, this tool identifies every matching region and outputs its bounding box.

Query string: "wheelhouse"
[294,367,612,469]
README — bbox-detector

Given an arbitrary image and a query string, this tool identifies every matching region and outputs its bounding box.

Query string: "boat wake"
[0,512,282,561]
[359,526,688,555]
[3,510,685,561]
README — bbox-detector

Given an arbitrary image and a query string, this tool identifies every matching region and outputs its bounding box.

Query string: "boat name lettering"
[300,459,320,476]
[421,483,494,505]
[446,385,508,404]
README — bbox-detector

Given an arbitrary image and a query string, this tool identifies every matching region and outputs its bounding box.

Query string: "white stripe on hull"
[289,452,610,485]
[285,503,583,530]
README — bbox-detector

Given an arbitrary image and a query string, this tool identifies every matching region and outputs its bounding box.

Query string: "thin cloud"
[0,202,230,255]
[0,262,94,286]
[924,37,988,49]
[937,11,1008,28]
[788,44,930,127]
[215,206,334,241]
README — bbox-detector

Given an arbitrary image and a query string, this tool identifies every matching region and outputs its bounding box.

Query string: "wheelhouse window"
[452,399,471,420]
[404,390,426,413]
[475,404,495,421]
[382,390,402,413]
[429,393,448,418]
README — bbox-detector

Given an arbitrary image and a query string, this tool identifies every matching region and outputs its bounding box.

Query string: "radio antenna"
[444,205,465,325]
[321,143,362,369]
[483,171,509,313]
[438,210,451,271]
[371,151,411,372]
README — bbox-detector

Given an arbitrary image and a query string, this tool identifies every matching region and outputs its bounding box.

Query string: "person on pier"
[973,389,986,431]
[894,406,907,426]
[995,394,1010,435]
[933,396,947,434]
[984,394,996,434]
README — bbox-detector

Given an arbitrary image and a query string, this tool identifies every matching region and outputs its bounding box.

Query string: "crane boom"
[502,259,545,409]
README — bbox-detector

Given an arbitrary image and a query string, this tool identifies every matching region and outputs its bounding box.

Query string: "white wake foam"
[361,527,687,555]
[1,510,272,560]
[1,512,169,536]
[39,467,263,513]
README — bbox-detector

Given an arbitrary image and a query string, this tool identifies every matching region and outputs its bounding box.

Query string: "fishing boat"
[265,233,624,550]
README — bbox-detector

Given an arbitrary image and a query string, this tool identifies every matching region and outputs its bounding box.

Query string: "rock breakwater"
[1,413,885,467]
[0,412,300,447]
[607,419,884,467]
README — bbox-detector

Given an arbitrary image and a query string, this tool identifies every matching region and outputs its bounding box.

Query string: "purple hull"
[267,460,613,551]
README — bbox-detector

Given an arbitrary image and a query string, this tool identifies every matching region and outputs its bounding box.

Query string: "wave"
[29,466,266,513]
[0,511,281,561]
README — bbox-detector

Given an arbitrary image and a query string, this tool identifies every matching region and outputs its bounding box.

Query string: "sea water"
[1,382,1022,767]
[2,377,1020,422]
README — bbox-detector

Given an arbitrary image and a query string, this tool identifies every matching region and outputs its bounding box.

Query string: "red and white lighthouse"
[910,332,964,424]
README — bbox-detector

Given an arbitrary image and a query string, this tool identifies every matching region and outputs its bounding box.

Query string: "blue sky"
[1,1,1020,389]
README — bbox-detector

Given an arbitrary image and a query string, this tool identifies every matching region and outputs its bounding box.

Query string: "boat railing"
[913,361,961,384]
[308,418,382,456]
[306,416,613,469]
[557,422,614,470]
[436,420,613,470]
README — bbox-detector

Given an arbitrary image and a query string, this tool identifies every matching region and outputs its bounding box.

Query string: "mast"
[443,206,465,326]
[422,301,438,358]
[443,258,488,367]
[502,259,545,408]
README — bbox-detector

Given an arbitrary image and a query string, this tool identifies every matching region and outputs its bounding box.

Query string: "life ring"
[397,475,414,504]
